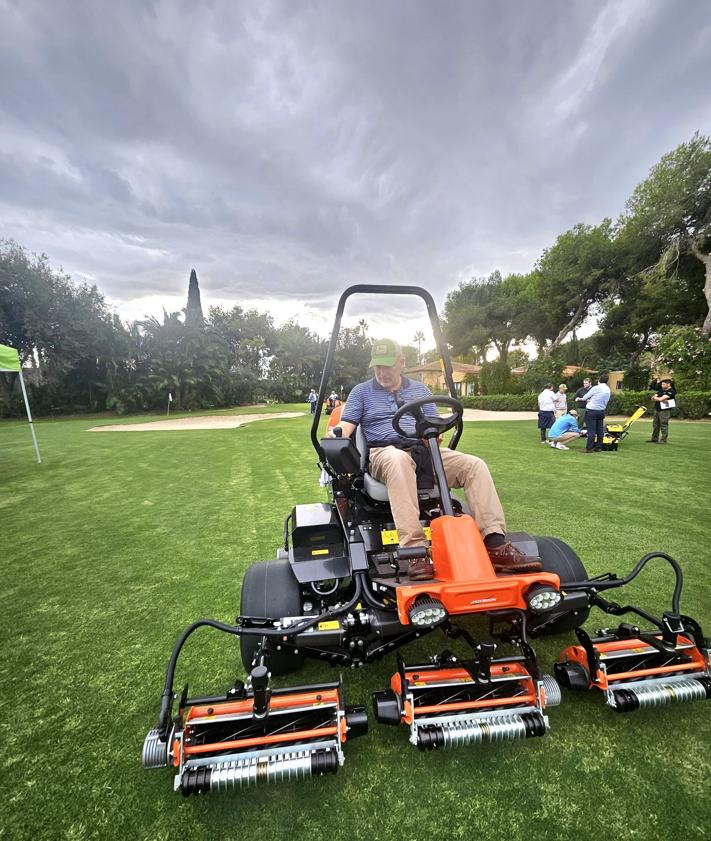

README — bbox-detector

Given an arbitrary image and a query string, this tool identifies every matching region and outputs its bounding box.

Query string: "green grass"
[1,410,710,841]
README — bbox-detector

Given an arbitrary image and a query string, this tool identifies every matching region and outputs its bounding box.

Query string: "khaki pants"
[368,446,506,548]
[549,431,580,444]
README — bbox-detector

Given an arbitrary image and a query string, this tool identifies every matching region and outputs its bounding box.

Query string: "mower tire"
[529,536,590,635]
[239,559,305,676]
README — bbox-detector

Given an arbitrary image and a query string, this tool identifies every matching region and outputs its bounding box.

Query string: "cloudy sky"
[1,0,710,344]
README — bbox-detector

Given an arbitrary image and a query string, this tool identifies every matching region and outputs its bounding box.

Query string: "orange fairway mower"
[143,285,710,796]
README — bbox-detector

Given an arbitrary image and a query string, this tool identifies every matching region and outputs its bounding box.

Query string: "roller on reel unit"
[142,668,367,797]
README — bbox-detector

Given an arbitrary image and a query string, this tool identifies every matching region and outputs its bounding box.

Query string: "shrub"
[479,360,516,394]
[518,357,564,393]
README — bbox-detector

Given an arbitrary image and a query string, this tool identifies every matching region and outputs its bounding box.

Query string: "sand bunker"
[88,412,304,432]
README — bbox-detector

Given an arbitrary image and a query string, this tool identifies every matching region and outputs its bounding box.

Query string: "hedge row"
[460,391,711,419]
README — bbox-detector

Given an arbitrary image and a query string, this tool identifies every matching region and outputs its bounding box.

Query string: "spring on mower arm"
[156,576,364,740]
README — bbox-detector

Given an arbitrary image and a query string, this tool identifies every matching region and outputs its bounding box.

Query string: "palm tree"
[413,330,426,365]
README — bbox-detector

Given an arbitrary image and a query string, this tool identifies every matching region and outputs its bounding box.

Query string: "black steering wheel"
[392,396,464,440]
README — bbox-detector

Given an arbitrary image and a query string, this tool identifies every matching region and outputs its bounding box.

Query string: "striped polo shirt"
[341,376,437,443]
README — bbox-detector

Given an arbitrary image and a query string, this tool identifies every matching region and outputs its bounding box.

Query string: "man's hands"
[327,420,356,439]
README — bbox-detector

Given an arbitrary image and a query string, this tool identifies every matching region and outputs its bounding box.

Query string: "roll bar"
[310,284,462,461]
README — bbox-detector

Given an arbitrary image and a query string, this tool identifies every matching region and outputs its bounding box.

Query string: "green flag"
[0,344,21,372]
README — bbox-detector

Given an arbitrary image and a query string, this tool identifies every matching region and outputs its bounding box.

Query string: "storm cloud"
[1,0,710,337]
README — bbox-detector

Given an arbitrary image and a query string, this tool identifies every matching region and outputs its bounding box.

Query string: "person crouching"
[547,409,582,450]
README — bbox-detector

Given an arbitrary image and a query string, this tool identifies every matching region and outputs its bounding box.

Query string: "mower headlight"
[408,596,448,628]
[527,584,562,614]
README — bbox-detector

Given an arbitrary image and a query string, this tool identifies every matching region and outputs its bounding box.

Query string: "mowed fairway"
[2,407,710,841]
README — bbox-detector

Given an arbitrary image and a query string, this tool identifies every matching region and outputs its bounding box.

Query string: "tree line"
[1,133,709,416]
[444,132,711,392]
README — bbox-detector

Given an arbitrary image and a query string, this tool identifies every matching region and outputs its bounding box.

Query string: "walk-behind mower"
[142,285,710,797]
[600,406,647,450]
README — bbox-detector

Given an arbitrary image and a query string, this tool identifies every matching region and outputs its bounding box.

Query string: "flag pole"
[167,391,173,417]
[18,370,41,463]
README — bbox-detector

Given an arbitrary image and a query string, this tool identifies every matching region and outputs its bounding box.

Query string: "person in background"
[574,377,592,429]
[578,374,611,453]
[537,383,556,443]
[647,378,677,444]
[553,383,568,418]
[547,409,582,450]
[308,388,318,414]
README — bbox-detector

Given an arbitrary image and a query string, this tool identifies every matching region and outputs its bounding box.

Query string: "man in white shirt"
[578,374,612,453]
[537,383,556,442]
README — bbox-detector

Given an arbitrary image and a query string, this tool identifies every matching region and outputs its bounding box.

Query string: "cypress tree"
[185,268,204,327]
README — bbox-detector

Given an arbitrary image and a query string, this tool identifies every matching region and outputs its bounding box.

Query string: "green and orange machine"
[142,285,709,796]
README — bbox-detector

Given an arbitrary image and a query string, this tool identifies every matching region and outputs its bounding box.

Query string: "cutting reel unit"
[374,619,561,750]
[143,643,367,797]
[555,552,711,712]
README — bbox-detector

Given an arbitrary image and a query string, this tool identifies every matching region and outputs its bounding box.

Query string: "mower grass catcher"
[143,285,710,797]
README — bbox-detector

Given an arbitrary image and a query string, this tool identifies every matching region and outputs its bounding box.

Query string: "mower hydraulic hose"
[157,578,364,739]
[561,552,683,614]
[356,571,396,611]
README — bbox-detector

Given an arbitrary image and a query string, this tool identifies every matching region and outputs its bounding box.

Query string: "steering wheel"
[392,396,464,440]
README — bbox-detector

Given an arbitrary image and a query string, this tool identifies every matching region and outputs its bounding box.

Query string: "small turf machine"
[142,285,710,797]
[601,406,647,450]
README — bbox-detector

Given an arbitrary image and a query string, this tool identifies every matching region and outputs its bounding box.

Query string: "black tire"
[239,559,306,676]
[529,536,590,635]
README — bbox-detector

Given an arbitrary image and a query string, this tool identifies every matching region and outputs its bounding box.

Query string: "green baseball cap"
[369,338,403,367]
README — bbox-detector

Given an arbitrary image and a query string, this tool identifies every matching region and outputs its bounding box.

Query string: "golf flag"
[168,392,173,402]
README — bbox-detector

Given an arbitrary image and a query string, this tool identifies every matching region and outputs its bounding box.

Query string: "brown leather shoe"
[488,542,542,574]
[408,555,434,580]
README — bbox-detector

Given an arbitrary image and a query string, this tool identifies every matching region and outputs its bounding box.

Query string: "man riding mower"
[142,284,710,797]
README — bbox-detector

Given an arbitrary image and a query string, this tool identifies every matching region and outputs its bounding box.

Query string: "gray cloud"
[1,0,710,334]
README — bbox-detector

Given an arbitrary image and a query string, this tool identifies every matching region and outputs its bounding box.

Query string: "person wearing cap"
[327,338,541,581]
[546,409,582,450]
[647,377,676,444]
[553,384,568,418]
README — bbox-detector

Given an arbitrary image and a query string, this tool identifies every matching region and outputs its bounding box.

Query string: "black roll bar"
[310,284,461,461]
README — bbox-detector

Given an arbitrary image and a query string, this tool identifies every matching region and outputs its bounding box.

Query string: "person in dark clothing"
[578,374,611,453]
[647,378,676,444]
[573,377,592,429]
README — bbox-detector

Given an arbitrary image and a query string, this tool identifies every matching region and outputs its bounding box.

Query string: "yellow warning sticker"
[311,549,329,556]
[381,527,431,545]
[317,620,341,631]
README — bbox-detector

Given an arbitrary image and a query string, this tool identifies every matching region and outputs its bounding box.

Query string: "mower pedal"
[375,658,560,750]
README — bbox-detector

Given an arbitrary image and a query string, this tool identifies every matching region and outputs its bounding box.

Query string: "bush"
[461,390,711,419]
[479,360,516,394]
[518,357,564,393]
[461,393,539,412]
[606,390,711,419]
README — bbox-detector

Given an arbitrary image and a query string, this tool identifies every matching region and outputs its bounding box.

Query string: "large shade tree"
[616,132,711,335]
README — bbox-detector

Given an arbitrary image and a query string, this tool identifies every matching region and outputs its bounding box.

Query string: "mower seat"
[356,426,440,503]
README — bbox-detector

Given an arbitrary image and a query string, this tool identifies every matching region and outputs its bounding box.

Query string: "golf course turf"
[2,406,710,840]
